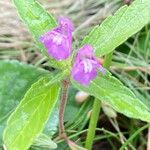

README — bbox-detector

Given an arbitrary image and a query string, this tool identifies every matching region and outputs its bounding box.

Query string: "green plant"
[1,0,150,149]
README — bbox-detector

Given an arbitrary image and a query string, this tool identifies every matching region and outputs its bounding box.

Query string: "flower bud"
[75,91,89,103]
[102,103,117,118]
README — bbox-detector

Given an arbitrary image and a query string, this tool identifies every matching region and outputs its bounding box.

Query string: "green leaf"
[31,133,57,150]
[13,0,70,69]
[71,71,150,122]
[3,77,61,150]
[0,60,49,144]
[13,0,56,39]
[43,105,59,137]
[0,60,64,145]
[82,0,150,56]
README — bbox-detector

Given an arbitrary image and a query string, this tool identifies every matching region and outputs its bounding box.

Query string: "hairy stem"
[85,51,113,150]
[59,79,70,142]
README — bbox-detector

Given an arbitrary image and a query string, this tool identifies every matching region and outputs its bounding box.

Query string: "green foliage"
[3,77,61,150]
[71,71,150,122]
[31,134,57,150]
[13,0,70,69]
[13,0,56,39]
[82,0,150,56]
[136,26,150,58]
[43,106,59,137]
[0,60,49,144]
[2,0,150,149]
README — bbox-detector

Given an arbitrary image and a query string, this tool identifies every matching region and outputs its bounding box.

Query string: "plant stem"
[85,99,101,150]
[59,79,70,142]
[85,51,113,150]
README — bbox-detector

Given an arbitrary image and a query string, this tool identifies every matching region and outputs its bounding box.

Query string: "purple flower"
[39,17,74,61]
[71,45,105,86]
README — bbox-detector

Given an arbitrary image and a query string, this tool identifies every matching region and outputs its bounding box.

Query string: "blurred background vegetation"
[0,0,150,149]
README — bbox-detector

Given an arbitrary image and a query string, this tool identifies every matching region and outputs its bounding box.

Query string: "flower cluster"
[39,17,105,86]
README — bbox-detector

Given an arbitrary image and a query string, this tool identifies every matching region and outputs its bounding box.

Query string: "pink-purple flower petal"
[72,45,105,86]
[39,17,73,61]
